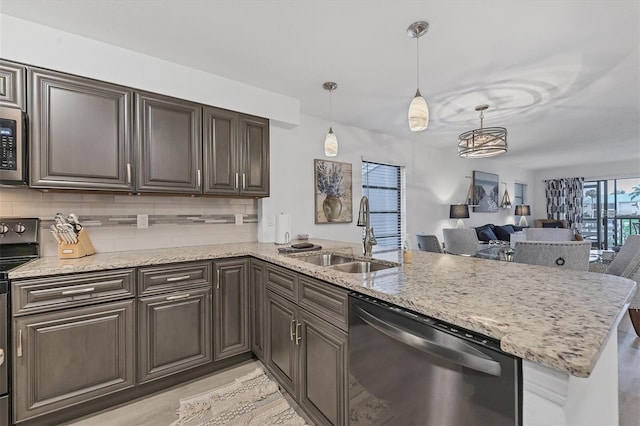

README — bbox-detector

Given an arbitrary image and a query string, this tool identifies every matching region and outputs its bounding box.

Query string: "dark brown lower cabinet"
[265,289,348,426]
[214,258,250,361]
[250,259,265,359]
[138,287,212,384]
[12,300,135,423]
[0,395,8,426]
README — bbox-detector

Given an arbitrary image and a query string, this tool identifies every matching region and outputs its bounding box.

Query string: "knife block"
[58,229,96,259]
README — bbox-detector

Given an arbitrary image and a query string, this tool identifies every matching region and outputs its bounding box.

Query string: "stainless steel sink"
[296,253,357,266]
[330,261,396,273]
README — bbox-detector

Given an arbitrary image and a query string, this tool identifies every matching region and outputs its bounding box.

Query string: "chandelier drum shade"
[458,105,507,158]
[407,21,430,132]
[323,82,338,157]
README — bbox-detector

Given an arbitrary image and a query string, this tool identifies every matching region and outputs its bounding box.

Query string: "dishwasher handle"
[353,304,502,376]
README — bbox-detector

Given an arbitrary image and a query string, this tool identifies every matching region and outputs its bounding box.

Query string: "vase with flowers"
[316,161,345,221]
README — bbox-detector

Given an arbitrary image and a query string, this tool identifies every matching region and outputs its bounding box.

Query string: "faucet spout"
[357,196,377,257]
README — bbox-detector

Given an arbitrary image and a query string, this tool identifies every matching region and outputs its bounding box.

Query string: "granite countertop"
[9,239,637,378]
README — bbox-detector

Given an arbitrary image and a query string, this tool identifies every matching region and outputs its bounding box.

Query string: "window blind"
[362,161,406,249]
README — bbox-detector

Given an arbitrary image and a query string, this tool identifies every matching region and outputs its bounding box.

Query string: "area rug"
[170,367,306,426]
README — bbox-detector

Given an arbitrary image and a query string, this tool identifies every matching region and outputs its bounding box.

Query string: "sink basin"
[330,261,396,273]
[296,253,357,266]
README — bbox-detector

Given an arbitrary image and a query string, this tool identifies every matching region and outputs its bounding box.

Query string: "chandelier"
[458,105,507,158]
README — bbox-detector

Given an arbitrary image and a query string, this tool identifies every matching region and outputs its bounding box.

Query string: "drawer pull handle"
[197,169,202,188]
[17,330,22,358]
[0,349,4,366]
[242,173,246,189]
[290,320,296,341]
[127,163,132,184]
[166,293,190,301]
[216,269,220,289]
[61,287,95,295]
[166,275,191,282]
[295,321,302,345]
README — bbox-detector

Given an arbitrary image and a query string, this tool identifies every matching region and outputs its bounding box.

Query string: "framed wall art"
[473,170,499,213]
[314,159,353,224]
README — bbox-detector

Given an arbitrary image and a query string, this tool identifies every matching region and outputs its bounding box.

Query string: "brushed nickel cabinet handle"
[235,173,239,190]
[197,169,201,188]
[242,173,246,189]
[61,287,95,295]
[0,349,4,366]
[290,320,296,342]
[17,330,22,358]
[295,321,302,345]
[216,269,220,289]
[127,163,132,184]
[166,293,190,301]
[166,275,190,282]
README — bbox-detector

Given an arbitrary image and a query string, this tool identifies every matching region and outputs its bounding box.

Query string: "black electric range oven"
[0,218,40,425]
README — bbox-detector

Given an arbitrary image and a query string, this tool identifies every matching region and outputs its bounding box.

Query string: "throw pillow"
[493,225,515,241]
[542,221,563,228]
[475,224,498,242]
[511,225,524,232]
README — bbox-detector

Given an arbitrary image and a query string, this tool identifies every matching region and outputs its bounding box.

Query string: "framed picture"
[314,159,353,224]
[473,171,499,213]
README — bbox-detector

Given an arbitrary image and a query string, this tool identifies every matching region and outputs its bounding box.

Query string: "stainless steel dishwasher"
[348,293,521,425]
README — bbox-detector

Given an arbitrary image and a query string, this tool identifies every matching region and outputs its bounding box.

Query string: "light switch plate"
[235,213,243,225]
[137,214,149,229]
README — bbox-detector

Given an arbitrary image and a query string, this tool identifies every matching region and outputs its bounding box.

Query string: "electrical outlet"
[235,213,243,225]
[137,214,149,229]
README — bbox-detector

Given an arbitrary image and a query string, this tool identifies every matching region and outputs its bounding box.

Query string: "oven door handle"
[353,305,502,376]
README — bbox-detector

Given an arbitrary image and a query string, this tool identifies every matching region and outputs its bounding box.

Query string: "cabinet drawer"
[138,261,212,295]
[299,276,348,331]
[265,263,297,300]
[12,269,135,316]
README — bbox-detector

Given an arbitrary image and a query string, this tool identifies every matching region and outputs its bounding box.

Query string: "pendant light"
[407,21,430,132]
[323,82,338,157]
[458,105,508,158]
[500,182,512,209]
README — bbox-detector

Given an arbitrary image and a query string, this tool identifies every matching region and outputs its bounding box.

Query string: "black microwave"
[0,106,27,185]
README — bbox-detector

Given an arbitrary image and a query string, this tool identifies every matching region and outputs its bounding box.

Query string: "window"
[514,183,527,206]
[362,161,406,249]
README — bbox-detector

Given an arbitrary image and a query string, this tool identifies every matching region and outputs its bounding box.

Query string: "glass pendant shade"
[408,89,429,131]
[324,127,338,157]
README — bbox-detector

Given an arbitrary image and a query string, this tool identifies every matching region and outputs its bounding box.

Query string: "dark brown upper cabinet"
[28,67,134,191]
[203,107,269,197]
[0,60,26,110]
[135,92,202,194]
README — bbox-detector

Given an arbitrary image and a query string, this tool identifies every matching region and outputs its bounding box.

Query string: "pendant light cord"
[329,89,333,127]
[416,36,420,89]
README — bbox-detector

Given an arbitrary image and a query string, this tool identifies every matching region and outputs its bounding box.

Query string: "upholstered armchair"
[416,234,444,253]
[514,241,591,271]
[442,229,482,256]
[605,235,640,336]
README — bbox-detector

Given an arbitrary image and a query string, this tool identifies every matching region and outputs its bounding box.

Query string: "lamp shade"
[449,204,470,219]
[408,90,429,131]
[324,128,338,157]
[515,205,530,216]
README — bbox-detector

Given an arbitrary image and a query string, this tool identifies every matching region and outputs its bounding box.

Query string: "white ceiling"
[2,0,639,170]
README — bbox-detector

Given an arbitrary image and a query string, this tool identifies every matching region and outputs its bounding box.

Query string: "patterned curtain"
[545,177,584,231]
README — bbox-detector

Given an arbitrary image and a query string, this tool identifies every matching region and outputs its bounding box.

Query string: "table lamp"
[450,204,470,228]
[515,204,530,227]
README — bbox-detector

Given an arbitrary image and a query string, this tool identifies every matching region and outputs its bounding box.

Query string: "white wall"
[262,114,536,246]
[532,159,640,219]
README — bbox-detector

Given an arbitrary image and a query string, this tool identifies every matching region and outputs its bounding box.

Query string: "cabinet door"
[135,92,202,193]
[265,289,297,397]
[299,310,348,426]
[138,287,212,384]
[213,258,250,361]
[239,114,269,196]
[203,106,239,195]
[0,60,26,109]
[28,68,133,190]
[250,260,265,359]
[13,300,135,423]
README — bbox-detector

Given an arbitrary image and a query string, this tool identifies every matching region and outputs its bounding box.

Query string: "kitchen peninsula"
[9,239,637,425]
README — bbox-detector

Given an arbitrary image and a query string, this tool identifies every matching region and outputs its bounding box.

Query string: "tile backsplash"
[0,187,258,256]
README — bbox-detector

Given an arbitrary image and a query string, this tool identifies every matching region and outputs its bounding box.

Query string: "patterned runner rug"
[170,367,306,426]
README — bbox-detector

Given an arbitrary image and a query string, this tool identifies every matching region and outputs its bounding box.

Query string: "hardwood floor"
[65,316,640,426]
